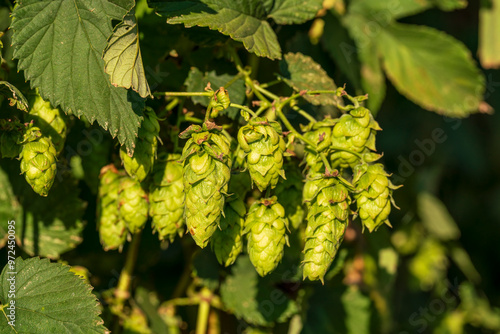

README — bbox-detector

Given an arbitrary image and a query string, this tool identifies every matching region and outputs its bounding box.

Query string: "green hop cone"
[149,153,185,243]
[180,122,231,248]
[120,108,160,182]
[211,197,246,267]
[275,164,305,229]
[98,165,127,251]
[302,174,350,283]
[353,163,400,232]
[245,196,289,276]
[118,176,149,234]
[26,93,67,154]
[238,117,286,191]
[19,126,57,197]
[330,107,381,169]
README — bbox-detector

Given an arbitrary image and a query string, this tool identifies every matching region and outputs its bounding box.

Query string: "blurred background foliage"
[1,0,500,333]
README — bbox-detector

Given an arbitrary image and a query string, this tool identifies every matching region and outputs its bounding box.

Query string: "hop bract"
[149,153,185,242]
[120,108,160,182]
[98,165,127,251]
[212,197,246,267]
[238,117,285,191]
[244,196,289,276]
[353,163,400,232]
[26,93,67,154]
[118,176,149,234]
[180,122,231,248]
[302,174,350,283]
[19,126,57,197]
[330,107,381,169]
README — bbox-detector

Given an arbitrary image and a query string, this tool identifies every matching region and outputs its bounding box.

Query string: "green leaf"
[376,23,485,117]
[267,0,323,24]
[479,0,500,69]
[11,0,143,155]
[0,167,22,249]
[0,81,29,112]
[418,192,460,240]
[0,257,108,333]
[220,255,298,326]
[103,7,152,98]
[280,52,342,106]
[341,286,371,334]
[184,68,245,119]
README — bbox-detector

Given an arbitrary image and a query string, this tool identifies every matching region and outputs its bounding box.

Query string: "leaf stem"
[154,91,213,97]
[291,105,317,123]
[196,288,211,334]
[229,103,257,117]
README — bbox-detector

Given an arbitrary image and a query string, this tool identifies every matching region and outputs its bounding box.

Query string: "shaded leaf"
[418,192,460,240]
[192,248,220,291]
[0,257,108,333]
[0,167,22,249]
[0,81,28,112]
[341,286,371,334]
[103,7,152,98]
[11,0,143,155]
[376,23,485,117]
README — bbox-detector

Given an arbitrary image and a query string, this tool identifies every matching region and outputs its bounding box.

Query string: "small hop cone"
[238,117,286,191]
[26,93,67,154]
[302,175,350,283]
[118,176,149,234]
[19,126,57,197]
[212,197,246,267]
[181,123,231,248]
[275,164,305,229]
[353,163,400,232]
[302,118,335,173]
[245,196,289,276]
[98,165,127,251]
[149,153,185,242]
[330,107,381,169]
[120,108,160,182]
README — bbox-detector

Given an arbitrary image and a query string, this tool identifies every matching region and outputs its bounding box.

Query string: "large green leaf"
[153,0,322,60]
[0,257,107,333]
[11,0,143,155]
[341,286,371,334]
[376,23,485,117]
[479,0,500,69]
[418,192,460,241]
[103,7,152,98]
[280,52,341,106]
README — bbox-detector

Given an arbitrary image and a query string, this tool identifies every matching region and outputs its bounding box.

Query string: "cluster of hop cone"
[97,92,400,283]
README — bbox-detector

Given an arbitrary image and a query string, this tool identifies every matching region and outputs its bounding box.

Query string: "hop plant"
[238,117,286,191]
[118,176,149,234]
[353,163,400,232]
[211,196,246,267]
[19,125,57,196]
[180,122,231,248]
[149,153,185,243]
[120,108,160,182]
[330,107,381,169]
[275,164,305,229]
[98,165,127,251]
[244,196,289,276]
[26,93,67,154]
[302,174,350,283]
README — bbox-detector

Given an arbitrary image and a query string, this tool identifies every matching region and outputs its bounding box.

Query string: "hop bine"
[302,173,350,283]
[120,108,160,182]
[353,163,400,232]
[244,196,289,276]
[98,165,127,251]
[19,125,57,197]
[118,176,149,234]
[238,117,286,191]
[26,93,67,154]
[149,153,185,242]
[180,122,231,248]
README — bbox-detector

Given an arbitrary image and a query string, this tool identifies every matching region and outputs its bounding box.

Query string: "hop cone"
[330,107,381,169]
[149,153,185,242]
[26,94,67,154]
[212,197,246,267]
[98,165,127,251]
[275,164,305,229]
[302,174,350,283]
[19,126,57,197]
[353,163,399,232]
[120,108,160,182]
[238,117,285,191]
[180,122,231,248]
[245,196,289,276]
[118,176,149,234]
